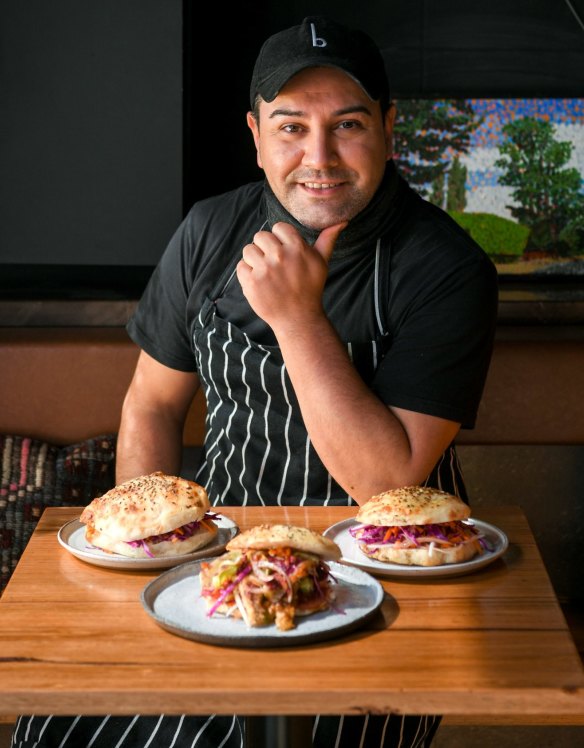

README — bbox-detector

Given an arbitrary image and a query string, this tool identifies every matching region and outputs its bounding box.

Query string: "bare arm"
[237,221,460,504]
[116,350,200,483]
[269,314,459,502]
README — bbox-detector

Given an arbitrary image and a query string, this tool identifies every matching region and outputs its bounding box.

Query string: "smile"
[303,182,340,190]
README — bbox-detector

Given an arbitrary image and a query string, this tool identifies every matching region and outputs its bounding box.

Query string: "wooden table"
[0,505,582,747]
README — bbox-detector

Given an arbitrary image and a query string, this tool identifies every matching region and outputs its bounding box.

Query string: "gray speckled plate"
[323,518,509,579]
[57,515,239,571]
[141,560,384,648]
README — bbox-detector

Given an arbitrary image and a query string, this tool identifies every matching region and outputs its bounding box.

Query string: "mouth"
[301,181,344,191]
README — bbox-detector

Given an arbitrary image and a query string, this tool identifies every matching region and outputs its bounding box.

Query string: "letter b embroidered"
[310,22,327,47]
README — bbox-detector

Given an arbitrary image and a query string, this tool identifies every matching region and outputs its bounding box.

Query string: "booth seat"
[0,433,116,594]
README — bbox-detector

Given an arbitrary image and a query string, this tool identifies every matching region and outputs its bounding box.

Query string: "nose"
[302,129,338,169]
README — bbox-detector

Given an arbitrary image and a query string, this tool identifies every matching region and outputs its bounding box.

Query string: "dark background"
[2,0,584,298]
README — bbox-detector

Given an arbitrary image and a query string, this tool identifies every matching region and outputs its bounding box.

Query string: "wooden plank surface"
[0,506,582,720]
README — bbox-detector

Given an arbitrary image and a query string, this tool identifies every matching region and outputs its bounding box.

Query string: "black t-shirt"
[127,175,498,429]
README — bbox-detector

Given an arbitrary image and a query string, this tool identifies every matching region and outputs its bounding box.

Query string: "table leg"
[245,716,313,748]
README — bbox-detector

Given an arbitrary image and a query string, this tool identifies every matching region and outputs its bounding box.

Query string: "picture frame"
[392,97,584,313]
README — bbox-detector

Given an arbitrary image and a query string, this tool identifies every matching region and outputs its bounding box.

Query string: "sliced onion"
[233,587,252,627]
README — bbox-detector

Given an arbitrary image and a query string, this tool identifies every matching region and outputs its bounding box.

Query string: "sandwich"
[350,485,486,567]
[79,471,218,558]
[199,524,341,631]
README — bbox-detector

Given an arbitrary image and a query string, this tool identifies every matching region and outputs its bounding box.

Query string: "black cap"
[250,16,389,110]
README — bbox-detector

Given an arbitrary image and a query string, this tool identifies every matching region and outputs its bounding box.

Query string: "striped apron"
[13,238,465,747]
[194,238,467,507]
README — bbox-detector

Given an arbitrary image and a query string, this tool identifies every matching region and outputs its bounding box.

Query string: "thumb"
[313,221,348,263]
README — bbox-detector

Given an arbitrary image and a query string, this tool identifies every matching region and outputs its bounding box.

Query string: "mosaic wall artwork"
[393,98,584,279]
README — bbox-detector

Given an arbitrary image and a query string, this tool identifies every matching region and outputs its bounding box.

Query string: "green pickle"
[213,562,240,588]
[298,576,313,593]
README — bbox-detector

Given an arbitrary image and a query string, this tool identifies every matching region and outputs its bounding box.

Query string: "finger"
[252,228,283,253]
[270,221,304,247]
[241,242,264,267]
[313,221,348,263]
[236,258,252,283]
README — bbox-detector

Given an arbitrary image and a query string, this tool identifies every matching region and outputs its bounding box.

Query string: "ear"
[246,111,263,169]
[383,103,397,160]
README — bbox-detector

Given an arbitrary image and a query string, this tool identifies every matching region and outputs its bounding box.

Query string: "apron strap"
[374,234,392,338]
[210,219,269,301]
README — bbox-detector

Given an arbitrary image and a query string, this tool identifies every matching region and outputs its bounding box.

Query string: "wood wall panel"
[1,327,582,447]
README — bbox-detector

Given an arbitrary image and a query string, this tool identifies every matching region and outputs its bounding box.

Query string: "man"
[13,15,498,748]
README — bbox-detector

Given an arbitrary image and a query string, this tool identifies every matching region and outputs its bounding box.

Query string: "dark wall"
[1,0,583,288]
[1,0,183,269]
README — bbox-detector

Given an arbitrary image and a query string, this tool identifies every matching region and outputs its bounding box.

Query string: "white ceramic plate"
[323,518,509,579]
[141,560,385,648]
[58,515,239,571]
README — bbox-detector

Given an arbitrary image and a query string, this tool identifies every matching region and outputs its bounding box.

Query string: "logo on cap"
[310,22,327,48]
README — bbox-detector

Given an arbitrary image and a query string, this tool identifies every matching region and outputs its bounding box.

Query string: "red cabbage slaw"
[350,519,492,552]
[125,511,220,558]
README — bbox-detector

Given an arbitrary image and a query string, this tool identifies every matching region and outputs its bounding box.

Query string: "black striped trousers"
[11,714,441,747]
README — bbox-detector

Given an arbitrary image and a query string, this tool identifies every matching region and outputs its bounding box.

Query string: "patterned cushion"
[0,434,116,594]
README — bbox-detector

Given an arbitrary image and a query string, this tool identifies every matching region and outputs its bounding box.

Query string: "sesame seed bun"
[80,471,216,558]
[226,523,341,561]
[356,485,471,527]
[354,486,481,567]
[363,539,480,566]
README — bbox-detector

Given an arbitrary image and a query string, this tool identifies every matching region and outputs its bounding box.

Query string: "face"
[247,66,395,230]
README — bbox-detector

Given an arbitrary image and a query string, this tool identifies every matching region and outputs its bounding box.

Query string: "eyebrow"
[268,104,373,119]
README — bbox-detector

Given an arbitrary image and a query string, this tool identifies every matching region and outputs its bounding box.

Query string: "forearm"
[115,352,200,484]
[116,406,185,483]
[273,316,415,503]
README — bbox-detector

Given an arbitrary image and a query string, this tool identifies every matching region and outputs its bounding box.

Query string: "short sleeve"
[373,211,499,429]
[126,182,266,373]
[127,214,198,372]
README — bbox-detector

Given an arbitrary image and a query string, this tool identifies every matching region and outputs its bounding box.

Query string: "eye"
[337,120,362,131]
[281,123,303,134]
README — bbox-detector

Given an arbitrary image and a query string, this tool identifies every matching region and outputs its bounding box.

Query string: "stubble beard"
[281,185,371,231]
